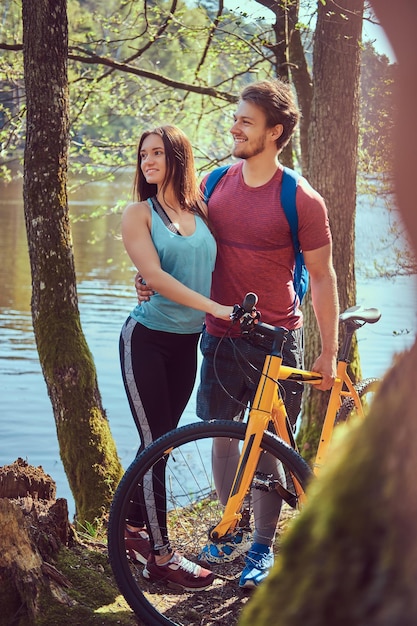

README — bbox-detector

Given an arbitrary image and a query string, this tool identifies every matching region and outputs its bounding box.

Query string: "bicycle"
[108,293,381,625]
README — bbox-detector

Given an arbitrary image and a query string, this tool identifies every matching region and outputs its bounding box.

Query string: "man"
[137,79,339,588]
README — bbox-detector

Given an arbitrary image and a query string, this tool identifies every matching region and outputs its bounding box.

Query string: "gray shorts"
[196,326,304,429]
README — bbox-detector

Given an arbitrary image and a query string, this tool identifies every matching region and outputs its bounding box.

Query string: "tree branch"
[194,0,224,79]
[67,48,237,102]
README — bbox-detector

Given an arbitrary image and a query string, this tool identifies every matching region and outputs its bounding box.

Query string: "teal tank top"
[130,200,217,334]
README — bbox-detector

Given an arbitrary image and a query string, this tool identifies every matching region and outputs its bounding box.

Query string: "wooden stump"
[0,459,72,624]
[0,457,56,500]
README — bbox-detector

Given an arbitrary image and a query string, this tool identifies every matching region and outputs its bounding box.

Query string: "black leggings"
[119,317,200,555]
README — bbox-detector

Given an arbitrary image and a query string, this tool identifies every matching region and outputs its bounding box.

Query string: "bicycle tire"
[335,377,380,424]
[108,419,312,626]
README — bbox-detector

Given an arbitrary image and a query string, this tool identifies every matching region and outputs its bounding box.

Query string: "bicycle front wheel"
[108,419,312,626]
[336,377,380,424]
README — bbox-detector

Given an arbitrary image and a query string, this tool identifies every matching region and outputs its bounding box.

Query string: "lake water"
[1,175,416,519]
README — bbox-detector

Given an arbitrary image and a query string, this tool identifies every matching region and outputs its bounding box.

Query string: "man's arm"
[135,272,154,302]
[304,244,339,391]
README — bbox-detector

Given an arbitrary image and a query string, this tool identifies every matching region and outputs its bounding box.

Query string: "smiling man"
[195,79,339,587]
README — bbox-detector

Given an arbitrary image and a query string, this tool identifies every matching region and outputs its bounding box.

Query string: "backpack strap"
[280,167,300,250]
[203,164,232,202]
[281,167,309,309]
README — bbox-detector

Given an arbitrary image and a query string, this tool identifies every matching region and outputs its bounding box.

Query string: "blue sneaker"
[239,542,274,588]
[198,529,252,564]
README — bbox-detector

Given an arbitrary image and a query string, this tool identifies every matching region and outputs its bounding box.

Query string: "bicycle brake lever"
[239,310,261,333]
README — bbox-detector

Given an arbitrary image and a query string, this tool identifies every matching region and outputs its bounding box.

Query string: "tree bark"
[0,497,44,623]
[255,0,309,168]
[298,0,364,458]
[240,343,417,626]
[287,0,313,175]
[0,459,72,624]
[21,0,123,525]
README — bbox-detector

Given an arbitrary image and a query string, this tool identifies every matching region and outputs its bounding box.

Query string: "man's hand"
[135,272,154,303]
[311,353,337,391]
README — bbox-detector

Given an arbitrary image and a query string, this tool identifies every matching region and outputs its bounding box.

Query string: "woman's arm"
[122,202,232,320]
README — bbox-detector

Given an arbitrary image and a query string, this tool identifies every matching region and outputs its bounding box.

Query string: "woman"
[120,125,232,590]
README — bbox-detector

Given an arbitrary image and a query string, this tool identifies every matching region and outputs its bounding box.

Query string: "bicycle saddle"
[339,305,381,325]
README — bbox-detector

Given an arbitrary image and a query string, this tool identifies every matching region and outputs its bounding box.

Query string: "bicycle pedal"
[252,471,276,492]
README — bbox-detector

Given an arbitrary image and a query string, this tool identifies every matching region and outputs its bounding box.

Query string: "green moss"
[33,307,124,525]
[240,346,417,625]
[35,544,139,626]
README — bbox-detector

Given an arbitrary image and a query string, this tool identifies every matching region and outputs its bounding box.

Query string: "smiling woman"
[118,124,233,591]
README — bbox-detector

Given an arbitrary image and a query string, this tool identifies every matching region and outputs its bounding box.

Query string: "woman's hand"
[211,304,235,321]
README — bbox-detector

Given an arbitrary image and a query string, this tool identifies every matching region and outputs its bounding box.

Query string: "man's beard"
[232,134,266,159]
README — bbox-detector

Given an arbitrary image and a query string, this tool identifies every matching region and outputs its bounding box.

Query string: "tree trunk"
[288,12,313,174]
[21,0,123,525]
[255,0,304,168]
[0,459,72,624]
[255,0,313,171]
[0,497,45,624]
[298,0,364,458]
[240,343,417,626]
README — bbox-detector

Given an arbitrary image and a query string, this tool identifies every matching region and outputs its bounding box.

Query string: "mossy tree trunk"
[21,0,123,525]
[240,343,417,626]
[298,0,364,460]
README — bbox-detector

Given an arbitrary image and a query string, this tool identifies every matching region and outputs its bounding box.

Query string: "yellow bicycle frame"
[209,353,365,540]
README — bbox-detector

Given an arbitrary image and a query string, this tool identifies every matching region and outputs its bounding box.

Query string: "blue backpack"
[203,165,309,309]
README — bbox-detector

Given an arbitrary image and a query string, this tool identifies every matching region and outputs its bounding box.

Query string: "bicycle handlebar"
[230,294,263,339]
[232,293,382,364]
[231,294,382,330]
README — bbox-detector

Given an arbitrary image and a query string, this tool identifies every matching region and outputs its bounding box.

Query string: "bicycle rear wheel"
[108,419,312,626]
[336,377,380,424]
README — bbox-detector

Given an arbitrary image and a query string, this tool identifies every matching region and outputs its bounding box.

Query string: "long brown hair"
[133,125,208,224]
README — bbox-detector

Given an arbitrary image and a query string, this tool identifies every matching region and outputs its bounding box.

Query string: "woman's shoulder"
[123,199,151,218]
[122,199,152,229]
[124,198,151,212]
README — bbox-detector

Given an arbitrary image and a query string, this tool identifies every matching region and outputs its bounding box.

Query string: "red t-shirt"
[203,162,331,336]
